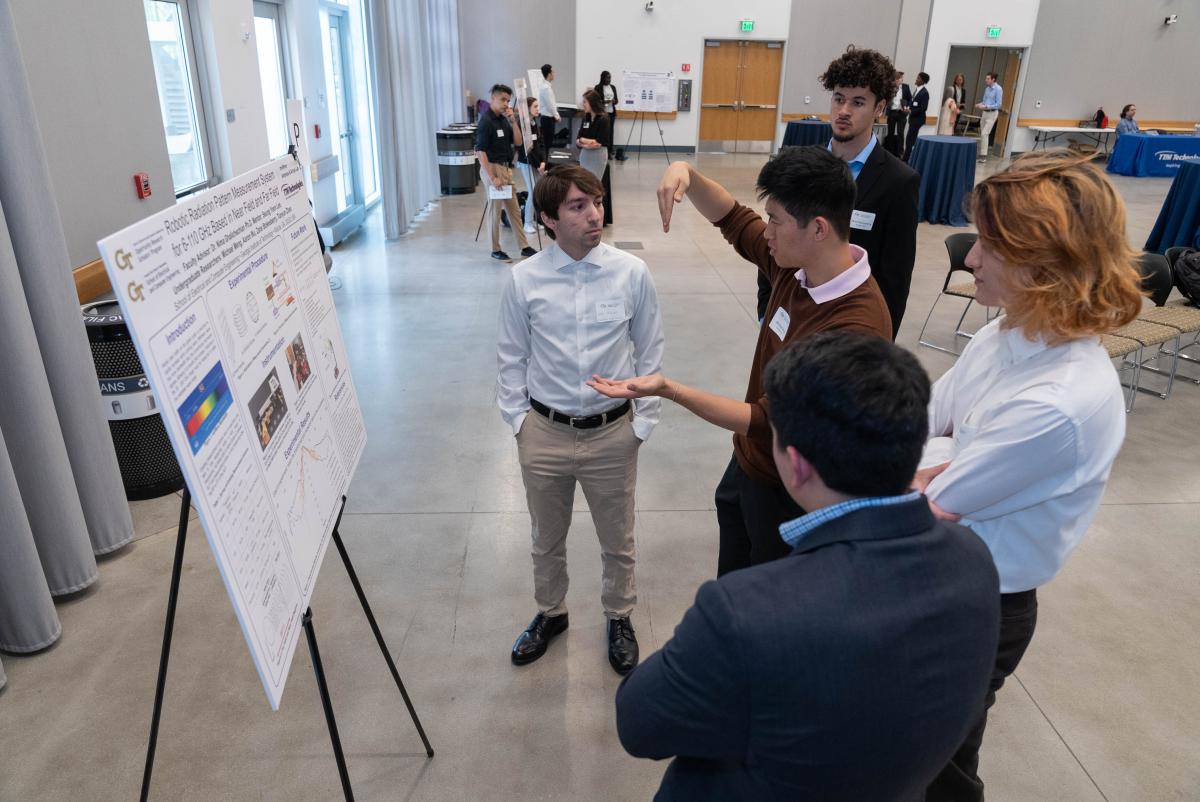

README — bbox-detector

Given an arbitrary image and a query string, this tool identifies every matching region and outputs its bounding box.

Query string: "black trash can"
[82,301,184,500]
[437,126,478,194]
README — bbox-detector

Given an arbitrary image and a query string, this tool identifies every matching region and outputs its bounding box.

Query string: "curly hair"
[819,46,897,108]
[969,151,1144,344]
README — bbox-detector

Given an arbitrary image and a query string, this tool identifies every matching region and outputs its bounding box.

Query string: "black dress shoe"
[512,612,569,666]
[491,250,511,261]
[520,246,538,257]
[607,617,638,675]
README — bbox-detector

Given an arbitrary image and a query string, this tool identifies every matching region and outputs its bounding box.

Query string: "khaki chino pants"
[487,163,530,253]
[516,408,641,619]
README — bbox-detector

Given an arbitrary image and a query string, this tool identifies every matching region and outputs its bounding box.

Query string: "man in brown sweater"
[589,146,891,575]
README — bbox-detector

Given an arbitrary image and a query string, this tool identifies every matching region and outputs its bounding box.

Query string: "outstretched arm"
[656,162,737,233]
[588,374,751,435]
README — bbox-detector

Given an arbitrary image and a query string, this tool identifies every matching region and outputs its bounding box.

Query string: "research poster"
[621,70,677,114]
[98,156,365,710]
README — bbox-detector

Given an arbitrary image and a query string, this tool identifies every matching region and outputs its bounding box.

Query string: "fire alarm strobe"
[134,172,151,199]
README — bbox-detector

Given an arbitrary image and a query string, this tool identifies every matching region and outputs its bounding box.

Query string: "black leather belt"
[530,398,630,429]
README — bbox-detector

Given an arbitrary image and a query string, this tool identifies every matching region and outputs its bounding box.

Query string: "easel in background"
[622,112,672,164]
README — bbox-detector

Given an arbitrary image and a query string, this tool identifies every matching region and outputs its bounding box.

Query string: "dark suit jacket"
[616,499,1000,802]
[756,141,919,337]
[909,86,930,121]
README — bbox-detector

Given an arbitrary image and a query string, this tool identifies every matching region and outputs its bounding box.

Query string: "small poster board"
[621,70,677,114]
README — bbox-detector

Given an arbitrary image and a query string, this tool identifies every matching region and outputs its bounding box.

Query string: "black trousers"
[601,163,613,225]
[926,589,1039,802]
[540,115,557,151]
[714,455,802,576]
[886,109,908,156]
[903,115,923,162]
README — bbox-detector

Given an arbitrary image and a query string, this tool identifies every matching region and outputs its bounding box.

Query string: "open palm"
[587,374,667,399]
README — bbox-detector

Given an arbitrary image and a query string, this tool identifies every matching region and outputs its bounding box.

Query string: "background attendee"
[904,71,930,161]
[497,165,664,676]
[595,70,618,115]
[917,151,1144,801]
[951,72,966,109]
[756,46,919,338]
[516,97,547,234]
[885,70,911,156]
[1116,103,1139,136]
[937,86,960,135]
[622,146,891,574]
[577,89,613,225]
[538,63,560,151]
[975,72,1003,160]
[475,83,536,261]
[616,332,1000,802]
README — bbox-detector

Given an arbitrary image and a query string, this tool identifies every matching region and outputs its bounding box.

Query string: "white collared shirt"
[538,81,558,118]
[796,244,871,304]
[921,318,1127,592]
[497,241,665,440]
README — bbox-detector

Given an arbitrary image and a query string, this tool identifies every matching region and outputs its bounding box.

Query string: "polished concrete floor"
[2,153,1199,801]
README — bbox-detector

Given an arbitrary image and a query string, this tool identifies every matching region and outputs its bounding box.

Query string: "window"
[144,0,212,195]
[321,0,381,211]
[254,1,291,159]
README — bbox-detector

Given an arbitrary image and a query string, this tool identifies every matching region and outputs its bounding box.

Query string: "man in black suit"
[904,71,931,162]
[885,70,911,157]
[758,46,919,338]
[615,332,1000,801]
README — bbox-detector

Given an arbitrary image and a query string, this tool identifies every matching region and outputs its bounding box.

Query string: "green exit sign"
[740,19,755,32]
[986,25,1002,38]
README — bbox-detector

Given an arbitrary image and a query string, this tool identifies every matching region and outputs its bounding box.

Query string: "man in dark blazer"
[615,332,1000,801]
[759,47,919,338]
[904,71,931,162]
[885,70,912,156]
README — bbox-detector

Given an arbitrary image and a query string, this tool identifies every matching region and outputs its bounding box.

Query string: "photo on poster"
[265,260,296,318]
[286,333,312,393]
[249,368,289,451]
[177,362,233,455]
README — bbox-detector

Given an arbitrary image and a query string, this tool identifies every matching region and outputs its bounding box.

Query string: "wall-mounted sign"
[986,25,1002,38]
[740,19,754,33]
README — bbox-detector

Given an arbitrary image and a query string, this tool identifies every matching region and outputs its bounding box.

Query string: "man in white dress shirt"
[916,152,1145,802]
[497,165,664,675]
[537,64,561,154]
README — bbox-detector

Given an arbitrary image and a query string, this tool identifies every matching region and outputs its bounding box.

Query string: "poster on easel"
[621,70,677,114]
[513,77,535,152]
[97,156,366,710]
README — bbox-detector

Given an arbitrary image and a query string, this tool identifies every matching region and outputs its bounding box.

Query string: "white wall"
[575,0,792,149]
[283,0,336,222]
[920,0,1041,153]
[460,0,574,113]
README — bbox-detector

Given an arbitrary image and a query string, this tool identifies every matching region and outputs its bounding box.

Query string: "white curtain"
[369,0,463,239]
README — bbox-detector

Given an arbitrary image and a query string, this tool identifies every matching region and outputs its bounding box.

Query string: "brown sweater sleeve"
[715,202,780,284]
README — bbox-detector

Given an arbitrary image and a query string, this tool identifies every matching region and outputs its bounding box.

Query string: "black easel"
[140,489,434,802]
[622,111,672,164]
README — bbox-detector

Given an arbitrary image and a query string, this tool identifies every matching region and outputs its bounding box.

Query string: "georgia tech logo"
[115,249,134,271]
[127,281,145,302]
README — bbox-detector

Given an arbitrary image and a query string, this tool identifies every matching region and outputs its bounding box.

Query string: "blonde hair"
[969,151,1143,344]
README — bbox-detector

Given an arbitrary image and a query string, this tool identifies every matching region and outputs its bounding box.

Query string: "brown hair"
[533,165,604,240]
[582,88,607,119]
[969,151,1143,344]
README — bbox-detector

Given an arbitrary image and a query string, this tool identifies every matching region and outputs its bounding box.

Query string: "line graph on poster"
[275,411,345,587]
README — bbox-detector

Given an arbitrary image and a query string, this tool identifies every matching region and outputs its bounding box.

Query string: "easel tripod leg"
[332,528,435,757]
[140,488,193,802]
[303,608,355,802]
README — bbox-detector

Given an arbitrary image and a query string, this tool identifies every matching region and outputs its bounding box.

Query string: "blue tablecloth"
[783,120,832,147]
[1107,133,1200,177]
[909,136,976,227]
[1145,161,1200,253]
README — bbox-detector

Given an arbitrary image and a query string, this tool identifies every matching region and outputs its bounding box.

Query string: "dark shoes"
[607,617,639,675]
[520,246,538,257]
[511,612,569,665]
[491,250,511,261]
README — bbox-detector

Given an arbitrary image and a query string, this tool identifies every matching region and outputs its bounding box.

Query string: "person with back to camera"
[937,86,959,135]
[475,83,537,262]
[517,96,547,234]
[537,63,560,151]
[615,331,1001,801]
[918,151,1144,801]
[577,88,614,225]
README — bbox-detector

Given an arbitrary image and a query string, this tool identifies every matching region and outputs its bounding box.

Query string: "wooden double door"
[699,39,785,153]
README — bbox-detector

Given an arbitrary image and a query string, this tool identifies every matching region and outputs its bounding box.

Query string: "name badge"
[596,299,626,323]
[496,129,505,138]
[583,121,590,129]
[768,307,790,341]
[531,134,537,140]
[850,210,875,231]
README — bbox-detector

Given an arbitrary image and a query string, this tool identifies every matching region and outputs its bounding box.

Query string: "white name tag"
[768,307,790,341]
[531,134,537,140]
[850,210,876,231]
[596,299,626,323]
[496,129,505,138]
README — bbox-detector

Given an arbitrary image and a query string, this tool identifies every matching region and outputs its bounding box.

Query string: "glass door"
[324,10,355,213]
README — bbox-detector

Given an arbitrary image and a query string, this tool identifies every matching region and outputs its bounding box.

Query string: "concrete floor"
[2,153,1199,801]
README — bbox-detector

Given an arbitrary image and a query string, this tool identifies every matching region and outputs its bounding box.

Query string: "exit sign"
[986,25,1002,38]
[740,19,754,32]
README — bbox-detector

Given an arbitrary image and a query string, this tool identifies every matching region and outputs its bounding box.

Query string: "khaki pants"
[979,110,999,156]
[488,163,530,252]
[516,408,641,619]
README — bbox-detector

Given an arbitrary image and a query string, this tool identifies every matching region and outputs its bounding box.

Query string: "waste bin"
[82,301,184,500]
[437,126,478,194]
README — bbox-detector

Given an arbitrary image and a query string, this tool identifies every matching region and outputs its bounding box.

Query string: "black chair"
[917,232,996,355]
[1139,248,1200,385]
